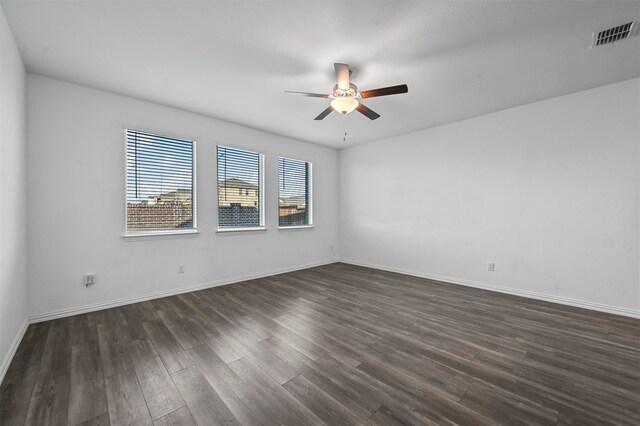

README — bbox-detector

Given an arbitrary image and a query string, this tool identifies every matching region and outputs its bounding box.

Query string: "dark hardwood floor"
[1,263,639,425]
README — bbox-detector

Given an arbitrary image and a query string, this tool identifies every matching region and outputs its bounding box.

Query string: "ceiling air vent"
[592,20,639,47]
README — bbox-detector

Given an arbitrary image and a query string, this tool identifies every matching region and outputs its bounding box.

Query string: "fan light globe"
[331,97,359,114]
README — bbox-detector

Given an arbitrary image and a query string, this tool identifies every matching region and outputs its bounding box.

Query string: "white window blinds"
[217,145,264,229]
[125,130,195,233]
[279,157,312,227]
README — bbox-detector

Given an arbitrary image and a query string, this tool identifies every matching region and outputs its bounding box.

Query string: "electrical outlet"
[178,264,185,274]
[488,262,495,272]
[84,274,96,287]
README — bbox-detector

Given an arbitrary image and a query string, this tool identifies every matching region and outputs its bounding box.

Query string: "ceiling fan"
[285,63,408,120]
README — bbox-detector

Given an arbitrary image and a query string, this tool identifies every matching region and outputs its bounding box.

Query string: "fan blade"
[360,84,408,98]
[356,103,380,120]
[314,106,334,120]
[334,63,350,90]
[285,91,330,98]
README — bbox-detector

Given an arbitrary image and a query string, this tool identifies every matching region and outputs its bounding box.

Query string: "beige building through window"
[218,178,259,207]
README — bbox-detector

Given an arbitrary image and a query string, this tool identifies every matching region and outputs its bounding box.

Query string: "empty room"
[1,1,638,425]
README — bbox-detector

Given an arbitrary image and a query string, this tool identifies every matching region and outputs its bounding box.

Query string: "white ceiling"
[2,1,639,148]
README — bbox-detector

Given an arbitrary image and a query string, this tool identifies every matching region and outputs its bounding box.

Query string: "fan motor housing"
[332,83,359,99]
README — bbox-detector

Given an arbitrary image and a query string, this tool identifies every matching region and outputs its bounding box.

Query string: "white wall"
[339,78,640,316]
[27,75,339,319]
[0,5,28,381]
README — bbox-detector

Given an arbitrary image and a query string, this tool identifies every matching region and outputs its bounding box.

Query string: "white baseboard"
[341,259,640,319]
[29,260,336,323]
[0,318,29,385]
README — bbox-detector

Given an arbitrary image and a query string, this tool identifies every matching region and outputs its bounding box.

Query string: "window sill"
[216,227,267,234]
[122,229,199,240]
[278,225,314,230]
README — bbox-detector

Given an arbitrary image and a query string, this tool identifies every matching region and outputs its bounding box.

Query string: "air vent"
[592,20,639,47]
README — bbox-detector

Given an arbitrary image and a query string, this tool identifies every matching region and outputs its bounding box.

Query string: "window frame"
[278,155,313,229]
[123,128,198,238]
[216,144,266,233]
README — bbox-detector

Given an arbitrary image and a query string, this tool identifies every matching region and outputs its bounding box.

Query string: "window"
[125,129,196,234]
[217,145,264,229]
[279,156,312,227]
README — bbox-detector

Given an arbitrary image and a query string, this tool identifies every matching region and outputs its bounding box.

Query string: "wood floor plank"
[159,313,203,350]
[460,380,558,425]
[346,356,499,426]
[359,342,469,400]
[68,341,108,425]
[259,335,315,372]
[6,321,51,372]
[117,307,149,343]
[178,293,227,328]
[97,322,133,378]
[24,373,70,425]
[179,314,245,364]
[36,317,74,380]
[75,411,110,426]
[141,300,163,321]
[67,375,108,426]
[71,314,99,348]
[127,338,160,365]
[227,356,324,426]
[365,406,410,426]
[142,319,194,374]
[217,322,298,385]
[104,370,153,426]
[273,312,367,367]
[1,263,638,425]
[186,344,262,425]
[129,352,185,420]
[203,327,246,364]
[252,314,328,360]
[23,318,73,425]
[171,366,240,426]
[0,364,39,425]
[68,319,108,426]
[367,403,442,426]
[153,405,197,426]
[283,374,364,426]
[229,315,272,341]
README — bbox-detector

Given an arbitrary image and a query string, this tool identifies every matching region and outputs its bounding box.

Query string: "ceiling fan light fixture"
[286,63,407,120]
[330,97,359,114]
